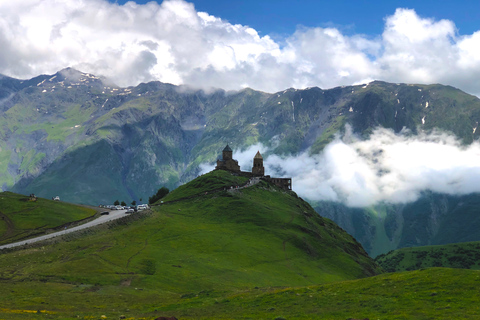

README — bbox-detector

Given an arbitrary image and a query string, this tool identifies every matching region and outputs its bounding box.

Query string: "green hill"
[375,241,480,272]
[0,170,380,319]
[0,191,97,245]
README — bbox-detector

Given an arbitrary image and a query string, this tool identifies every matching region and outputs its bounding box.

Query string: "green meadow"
[0,192,97,245]
[1,171,479,319]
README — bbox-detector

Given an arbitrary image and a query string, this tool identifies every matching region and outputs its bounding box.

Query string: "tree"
[121,201,127,207]
[149,187,169,204]
[113,200,120,206]
[131,200,136,206]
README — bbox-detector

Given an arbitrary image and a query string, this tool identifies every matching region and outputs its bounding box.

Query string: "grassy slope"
[1,267,480,319]
[154,268,480,320]
[376,241,480,272]
[0,191,96,245]
[163,170,250,201]
[0,170,380,319]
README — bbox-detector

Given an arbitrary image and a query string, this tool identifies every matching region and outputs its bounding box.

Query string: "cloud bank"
[263,126,480,207]
[2,1,480,95]
[201,127,480,207]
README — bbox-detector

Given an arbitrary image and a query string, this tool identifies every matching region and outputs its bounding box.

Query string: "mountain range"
[2,68,480,255]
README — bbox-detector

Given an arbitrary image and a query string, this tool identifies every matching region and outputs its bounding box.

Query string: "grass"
[1,267,480,319]
[0,192,97,245]
[162,170,249,202]
[1,171,480,318]
[0,144,13,187]
[151,268,480,320]
[0,170,381,319]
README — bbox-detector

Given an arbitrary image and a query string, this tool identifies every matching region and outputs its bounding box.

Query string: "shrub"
[149,187,170,204]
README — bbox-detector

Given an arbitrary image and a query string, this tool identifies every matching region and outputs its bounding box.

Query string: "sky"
[114,0,480,37]
[2,0,480,95]
[3,0,480,206]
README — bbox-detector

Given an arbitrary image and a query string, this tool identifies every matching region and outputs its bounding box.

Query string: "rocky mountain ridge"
[3,68,480,255]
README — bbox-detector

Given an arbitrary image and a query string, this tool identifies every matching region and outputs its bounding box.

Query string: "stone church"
[215,145,240,172]
[215,145,292,190]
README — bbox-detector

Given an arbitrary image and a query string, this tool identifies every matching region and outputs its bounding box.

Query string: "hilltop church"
[215,145,292,190]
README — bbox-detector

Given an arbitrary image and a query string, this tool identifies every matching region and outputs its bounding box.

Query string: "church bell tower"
[252,151,265,176]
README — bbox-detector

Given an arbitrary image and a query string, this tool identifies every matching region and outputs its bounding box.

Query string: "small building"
[215,145,240,172]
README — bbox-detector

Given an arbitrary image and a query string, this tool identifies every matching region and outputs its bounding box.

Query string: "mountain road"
[0,209,129,250]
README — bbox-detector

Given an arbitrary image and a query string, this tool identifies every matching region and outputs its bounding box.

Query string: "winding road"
[0,209,129,250]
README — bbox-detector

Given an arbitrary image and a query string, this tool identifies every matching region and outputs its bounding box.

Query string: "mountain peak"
[26,67,117,89]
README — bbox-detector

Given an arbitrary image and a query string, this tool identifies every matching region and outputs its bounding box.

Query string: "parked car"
[100,211,109,215]
[126,208,134,213]
[137,204,149,211]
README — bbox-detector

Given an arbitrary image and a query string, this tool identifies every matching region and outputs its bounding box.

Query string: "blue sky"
[2,0,480,95]
[110,0,480,37]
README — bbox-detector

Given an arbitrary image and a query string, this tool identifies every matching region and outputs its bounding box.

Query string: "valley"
[3,69,480,256]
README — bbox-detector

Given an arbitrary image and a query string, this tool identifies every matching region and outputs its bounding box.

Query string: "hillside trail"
[227,176,261,192]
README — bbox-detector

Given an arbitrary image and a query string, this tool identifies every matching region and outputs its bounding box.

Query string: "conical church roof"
[254,151,263,159]
[223,145,232,152]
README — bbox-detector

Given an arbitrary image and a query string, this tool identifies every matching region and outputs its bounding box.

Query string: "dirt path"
[0,212,14,241]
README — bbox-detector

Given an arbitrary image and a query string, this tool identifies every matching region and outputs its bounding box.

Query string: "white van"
[137,204,149,211]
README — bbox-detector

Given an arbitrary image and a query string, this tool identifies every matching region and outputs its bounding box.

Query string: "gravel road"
[0,209,129,250]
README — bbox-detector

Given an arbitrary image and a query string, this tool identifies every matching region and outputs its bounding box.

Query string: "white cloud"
[2,2,480,95]
[198,127,480,207]
[264,126,480,207]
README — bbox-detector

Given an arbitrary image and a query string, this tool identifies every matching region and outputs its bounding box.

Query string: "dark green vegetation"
[315,192,480,256]
[0,170,383,319]
[376,241,480,272]
[0,191,96,245]
[148,186,169,204]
